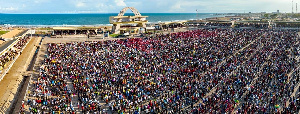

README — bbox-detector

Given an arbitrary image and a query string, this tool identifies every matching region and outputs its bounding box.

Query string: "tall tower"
[297,3,298,13]
[196,9,199,19]
[292,0,294,13]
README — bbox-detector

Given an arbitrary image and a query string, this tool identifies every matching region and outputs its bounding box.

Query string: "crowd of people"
[187,22,270,29]
[53,30,97,36]
[235,31,299,113]
[190,30,300,113]
[205,22,232,28]
[24,28,299,113]
[276,23,300,28]
[235,23,269,29]
[0,36,30,71]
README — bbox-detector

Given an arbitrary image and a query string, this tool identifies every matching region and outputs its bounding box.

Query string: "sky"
[0,0,299,14]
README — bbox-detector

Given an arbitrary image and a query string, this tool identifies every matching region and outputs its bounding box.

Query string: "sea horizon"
[0,13,230,27]
[0,12,229,14]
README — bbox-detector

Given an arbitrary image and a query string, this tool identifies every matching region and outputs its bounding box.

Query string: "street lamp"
[29,27,32,38]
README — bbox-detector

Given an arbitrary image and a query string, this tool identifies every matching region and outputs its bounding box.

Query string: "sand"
[0,40,5,46]
[1,29,24,39]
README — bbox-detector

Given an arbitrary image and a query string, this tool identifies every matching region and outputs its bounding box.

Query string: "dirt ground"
[1,29,24,39]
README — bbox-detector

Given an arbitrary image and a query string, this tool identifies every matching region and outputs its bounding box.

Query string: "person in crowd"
[24,28,299,113]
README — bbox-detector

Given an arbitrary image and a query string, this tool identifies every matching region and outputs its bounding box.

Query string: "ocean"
[0,13,224,26]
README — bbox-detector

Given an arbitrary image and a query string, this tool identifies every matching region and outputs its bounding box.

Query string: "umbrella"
[51,60,56,63]
[235,99,239,103]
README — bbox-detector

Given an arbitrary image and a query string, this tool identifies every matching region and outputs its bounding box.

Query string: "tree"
[270,14,278,19]
[264,14,269,18]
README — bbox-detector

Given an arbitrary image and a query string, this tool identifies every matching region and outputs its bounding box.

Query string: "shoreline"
[0,13,231,28]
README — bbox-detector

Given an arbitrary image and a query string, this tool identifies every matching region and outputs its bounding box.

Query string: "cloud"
[95,3,116,13]
[0,7,19,12]
[114,0,127,7]
[168,0,189,12]
[0,0,296,13]
[76,2,86,7]
[34,0,48,3]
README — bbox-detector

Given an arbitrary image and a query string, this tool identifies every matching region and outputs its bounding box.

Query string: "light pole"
[30,27,33,38]
[196,9,199,20]
[103,31,105,39]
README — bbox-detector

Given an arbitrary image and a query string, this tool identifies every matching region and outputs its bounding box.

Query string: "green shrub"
[0,31,9,36]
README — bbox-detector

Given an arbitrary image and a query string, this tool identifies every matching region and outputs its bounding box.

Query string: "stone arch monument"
[118,7,142,16]
[109,7,148,34]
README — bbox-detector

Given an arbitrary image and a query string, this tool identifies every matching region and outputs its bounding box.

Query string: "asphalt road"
[0,39,17,53]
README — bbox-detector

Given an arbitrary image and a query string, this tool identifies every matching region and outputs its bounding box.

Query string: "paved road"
[0,39,17,53]
[0,29,28,53]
